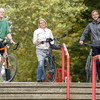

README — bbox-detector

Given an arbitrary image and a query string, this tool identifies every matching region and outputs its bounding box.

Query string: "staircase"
[0,82,100,100]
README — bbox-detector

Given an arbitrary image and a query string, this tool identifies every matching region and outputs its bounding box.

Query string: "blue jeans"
[37,60,45,81]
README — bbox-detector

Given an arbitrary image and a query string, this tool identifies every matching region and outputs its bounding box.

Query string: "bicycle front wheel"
[0,55,17,82]
[85,55,92,82]
[42,55,57,82]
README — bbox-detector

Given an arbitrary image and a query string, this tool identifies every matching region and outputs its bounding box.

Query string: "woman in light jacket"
[33,18,54,82]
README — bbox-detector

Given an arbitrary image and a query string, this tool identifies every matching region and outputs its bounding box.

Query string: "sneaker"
[37,80,41,82]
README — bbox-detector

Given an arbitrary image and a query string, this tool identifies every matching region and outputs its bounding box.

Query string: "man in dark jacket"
[79,10,100,81]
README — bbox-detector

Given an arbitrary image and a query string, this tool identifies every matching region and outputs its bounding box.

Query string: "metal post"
[92,55,100,100]
[62,43,70,100]
[62,45,65,82]
[67,55,70,100]
[92,58,96,100]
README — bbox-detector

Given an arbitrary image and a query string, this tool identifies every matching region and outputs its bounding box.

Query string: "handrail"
[62,43,70,100]
[92,55,100,100]
[62,44,65,82]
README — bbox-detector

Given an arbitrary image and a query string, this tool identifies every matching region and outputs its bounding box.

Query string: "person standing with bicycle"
[0,8,16,80]
[79,10,100,81]
[33,18,54,82]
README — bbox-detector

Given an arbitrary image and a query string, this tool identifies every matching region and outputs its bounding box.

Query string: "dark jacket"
[80,19,100,45]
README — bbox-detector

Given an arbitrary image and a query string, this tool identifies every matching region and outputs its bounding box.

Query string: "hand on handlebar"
[79,41,83,45]
[37,39,41,44]
[40,38,53,44]
[10,39,16,45]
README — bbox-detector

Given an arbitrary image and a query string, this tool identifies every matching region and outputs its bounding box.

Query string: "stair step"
[70,94,100,99]
[70,88,100,94]
[0,88,67,94]
[0,94,67,100]
[0,87,100,94]
[0,82,99,100]
[0,82,66,88]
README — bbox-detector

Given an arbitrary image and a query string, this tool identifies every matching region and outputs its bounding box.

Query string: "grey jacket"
[80,19,100,45]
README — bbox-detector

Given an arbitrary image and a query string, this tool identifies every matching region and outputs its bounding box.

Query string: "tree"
[0,0,91,82]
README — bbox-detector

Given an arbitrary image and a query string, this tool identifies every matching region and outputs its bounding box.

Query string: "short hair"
[0,8,4,11]
[91,10,98,14]
[38,18,47,28]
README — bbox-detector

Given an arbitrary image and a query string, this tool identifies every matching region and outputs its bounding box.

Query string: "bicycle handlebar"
[13,42,20,50]
[0,41,20,50]
[41,33,67,44]
[54,33,67,40]
[83,42,100,47]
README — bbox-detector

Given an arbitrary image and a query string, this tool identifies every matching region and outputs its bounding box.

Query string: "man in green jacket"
[0,8,16,80]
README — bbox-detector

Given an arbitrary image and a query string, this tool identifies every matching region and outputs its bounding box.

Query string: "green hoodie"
[0,19,10,39]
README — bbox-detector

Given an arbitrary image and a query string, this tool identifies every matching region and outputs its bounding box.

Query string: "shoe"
[37,80,41,82]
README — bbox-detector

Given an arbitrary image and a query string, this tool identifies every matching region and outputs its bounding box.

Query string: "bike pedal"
[49,69,54,73]
[44,65,47,68]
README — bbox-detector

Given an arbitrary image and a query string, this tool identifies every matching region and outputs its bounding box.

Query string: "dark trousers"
[92,47,100,80]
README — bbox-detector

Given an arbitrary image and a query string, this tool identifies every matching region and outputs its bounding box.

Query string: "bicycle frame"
[42,34,66,67]
[0,46,9,69]
[48,42,53,68]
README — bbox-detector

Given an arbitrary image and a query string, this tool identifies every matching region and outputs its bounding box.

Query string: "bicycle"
[41,34,66,82]
[0,41,19,82]
[83,42,99,82]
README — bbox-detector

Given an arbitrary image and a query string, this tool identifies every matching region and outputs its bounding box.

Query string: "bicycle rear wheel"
[0,55,17,82]
[42,55,57,82]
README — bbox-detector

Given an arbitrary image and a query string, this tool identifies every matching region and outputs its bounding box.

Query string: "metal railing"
[92,55,100,100]
[62,43,70,100]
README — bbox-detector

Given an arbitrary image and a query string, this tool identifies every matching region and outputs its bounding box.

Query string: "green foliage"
[84,0,100,10]
[0,0,98,82]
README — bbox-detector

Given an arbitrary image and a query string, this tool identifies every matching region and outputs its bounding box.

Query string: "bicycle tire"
[89,56,92,82]
[85,55,92,82]
[0,55,17,82]
[42,55,57,82]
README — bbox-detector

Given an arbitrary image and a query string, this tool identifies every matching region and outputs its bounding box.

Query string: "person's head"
[91,10,99,21]
[38,18,47,29]
[0,8,5,18]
